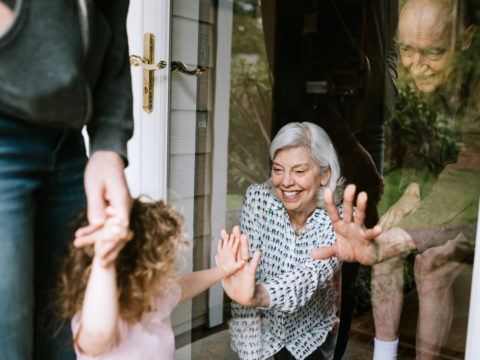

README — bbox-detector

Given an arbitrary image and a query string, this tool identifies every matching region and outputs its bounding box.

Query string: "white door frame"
[466,200,480,359]
[126,0,171,201]
[126,0,234,348]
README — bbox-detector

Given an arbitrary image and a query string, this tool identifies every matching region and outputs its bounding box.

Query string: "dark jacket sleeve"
[86,0,133,164]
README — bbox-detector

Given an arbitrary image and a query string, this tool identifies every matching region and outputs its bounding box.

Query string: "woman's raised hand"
[310,184,382,265]
[215,228,247,276]
[220,226,261,307]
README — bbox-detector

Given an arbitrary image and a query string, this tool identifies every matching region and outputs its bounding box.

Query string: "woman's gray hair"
[270,122,345,207]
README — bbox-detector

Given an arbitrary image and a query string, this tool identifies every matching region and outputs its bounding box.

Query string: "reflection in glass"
[375,0,480,358]
[180,0,479,359]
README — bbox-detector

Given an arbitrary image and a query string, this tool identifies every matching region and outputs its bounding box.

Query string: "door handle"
[130,34,208,112]
[171,61,207,76]
[130,55,167,71]
[129,33,164,112]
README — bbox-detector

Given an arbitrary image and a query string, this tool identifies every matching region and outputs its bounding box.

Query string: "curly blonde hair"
[55,198,188,324]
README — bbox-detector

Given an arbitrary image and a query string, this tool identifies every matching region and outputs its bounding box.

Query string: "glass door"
[126,1,480,359]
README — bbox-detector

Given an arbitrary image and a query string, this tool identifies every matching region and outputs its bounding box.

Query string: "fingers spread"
[228,233,236,248]
[233,225,241,239]
[232,234,240,253]
[355,190,368,213]
[342,184,356,223]
[353,191,367,226]
[221,228,230,241]
[324,188,341,223]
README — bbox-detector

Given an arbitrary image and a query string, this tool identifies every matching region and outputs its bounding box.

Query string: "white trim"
[144,0,171,201]
[208,0,234,327]
[126,0,171,201]
[125,0,144,199]
[465,198,480,359]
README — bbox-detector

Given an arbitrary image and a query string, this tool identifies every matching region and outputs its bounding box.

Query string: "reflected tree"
[228,1,272,196]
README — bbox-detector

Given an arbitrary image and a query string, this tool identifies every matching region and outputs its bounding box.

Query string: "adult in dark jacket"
[0,1,133,359]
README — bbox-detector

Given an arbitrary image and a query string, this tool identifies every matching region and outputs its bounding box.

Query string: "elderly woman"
[221,122,345,360]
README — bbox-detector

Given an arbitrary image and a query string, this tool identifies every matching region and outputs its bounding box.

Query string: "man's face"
[398,1,456,92]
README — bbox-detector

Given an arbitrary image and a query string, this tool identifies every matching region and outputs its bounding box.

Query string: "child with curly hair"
[55,198,246,359]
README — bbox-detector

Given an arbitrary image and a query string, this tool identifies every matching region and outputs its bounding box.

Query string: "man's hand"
[75,151,131,250]
[380,182,421,230]
[311,184,383,265]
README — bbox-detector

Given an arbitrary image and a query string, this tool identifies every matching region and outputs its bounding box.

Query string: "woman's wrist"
[252,284,270,308]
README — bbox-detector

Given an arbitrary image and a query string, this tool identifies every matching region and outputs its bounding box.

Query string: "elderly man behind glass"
[313,0,479,359]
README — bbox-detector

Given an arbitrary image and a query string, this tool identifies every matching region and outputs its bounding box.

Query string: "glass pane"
[171,1,480,359]
[373,1,479,358]
[168,0,217,352]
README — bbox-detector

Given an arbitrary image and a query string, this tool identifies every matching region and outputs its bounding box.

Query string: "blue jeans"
[0,117,87,360]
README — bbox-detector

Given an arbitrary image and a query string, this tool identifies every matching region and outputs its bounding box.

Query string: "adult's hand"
[310,184,383,265]
[380,182,421,230]
[0,2,13,37]
[74,151,132,249]
[221,227,264,307]
[93,207,134,268]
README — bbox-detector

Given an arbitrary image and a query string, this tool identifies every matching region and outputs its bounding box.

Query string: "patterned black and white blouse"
[230,183,342,360]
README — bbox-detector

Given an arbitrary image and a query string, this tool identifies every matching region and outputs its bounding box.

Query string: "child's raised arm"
[176,229,245,303]
[76,211,133,357]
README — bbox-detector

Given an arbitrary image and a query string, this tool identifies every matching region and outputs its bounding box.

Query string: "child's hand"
[220,226,262,306]
[90,207,134,268]
[215,228,246,277]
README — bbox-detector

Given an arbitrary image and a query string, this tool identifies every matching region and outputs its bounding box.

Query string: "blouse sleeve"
[262,211,341,314]
[262,253,341,313]
[240,185,263,254]
[229,302,264,360]
[230,185,269,359]
[240,185,342,314]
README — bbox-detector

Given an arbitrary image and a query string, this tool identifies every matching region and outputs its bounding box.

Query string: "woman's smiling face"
[271,146,330,217]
